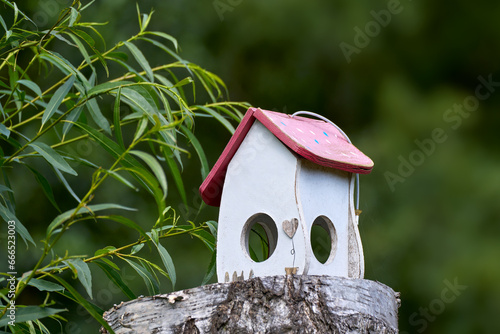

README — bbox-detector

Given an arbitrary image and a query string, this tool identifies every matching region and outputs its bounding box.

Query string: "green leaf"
[0,203,36,246]
[62,105,83,137]
[133,116,148,142]
[41,75,75,127]
[53,167,81,203]
[214,105,243,123]
[0,14,7,32]
[39,52,87,84]
[196,105,235,134]
[12,2,18,24]
[0,123,10,138]
[161,147,186,206]
[191,229,215,251]
[4,29,12,41]
[1,1,36,27]
[123,41,154,82]
[64,258,93,299]
[72,121,136,166]
[65,31,93,69]
[57,289,104,316]
[0,102,5,119]
[144,31,178,51]
[94,260,136,300]
[24,164,61,211]
[172,77,193,88]
[46,203,136,238]
[130,243,144,254]
[122,258,159,295]
[44,273,114,333]
[94,246,117,256]
[0,306,66,327]
[72,122,164,204]
[71,27,109,75]
[103,215,147,239]
[34,319,50,334]
[72,28,95,47]
[201,251,216,285]
[154,71,179,90]
[105,51,128,62]
[1,166,15,209]
[50,30,77,47]
[27,320,36,334]
[0,184,12,193]
[180,125,209,179]
[105,170,138,191]
[85,98,111,135]
[205,220,218,237]
[69,7,80,27]
[120,86,157,117]
[106,56,147,81]
[141,12,151,32]
[148,234,176,289]
[136,3,142,29]
[113,87,124,149]
[87,80,133,97]
[130,150,167,199]
[100,257,120,270]
[27,278,65,292]
[28,142,77,176]
[17,79,43,99]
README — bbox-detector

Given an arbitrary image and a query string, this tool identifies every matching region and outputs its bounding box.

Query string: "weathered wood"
[102,275,399,333]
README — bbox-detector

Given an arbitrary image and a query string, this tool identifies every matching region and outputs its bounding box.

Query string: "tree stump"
[102,275,399,333]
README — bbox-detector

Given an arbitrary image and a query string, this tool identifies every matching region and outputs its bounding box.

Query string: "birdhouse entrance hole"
[242,213,278,263]
[310,216,337,264]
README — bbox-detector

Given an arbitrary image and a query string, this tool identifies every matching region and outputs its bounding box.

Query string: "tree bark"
[102,275,399,333]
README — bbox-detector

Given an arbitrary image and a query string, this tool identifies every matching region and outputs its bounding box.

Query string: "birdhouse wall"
[217,120,306,282]
[215,119,361,282]
[296,159,351,276]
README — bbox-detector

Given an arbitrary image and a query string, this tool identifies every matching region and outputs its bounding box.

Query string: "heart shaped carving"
[282,218,299,238]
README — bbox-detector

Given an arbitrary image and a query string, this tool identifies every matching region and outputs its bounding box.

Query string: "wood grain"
[102,275,399,333]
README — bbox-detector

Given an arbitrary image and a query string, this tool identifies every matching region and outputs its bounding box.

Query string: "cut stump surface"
[102,275,399,333]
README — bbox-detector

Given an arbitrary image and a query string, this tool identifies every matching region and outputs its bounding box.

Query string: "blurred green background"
[11,0,500,332]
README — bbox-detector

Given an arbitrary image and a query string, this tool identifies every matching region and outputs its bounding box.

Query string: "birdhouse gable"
[200,108,373,207]
[200,108,373,282]
[216,120,304,280]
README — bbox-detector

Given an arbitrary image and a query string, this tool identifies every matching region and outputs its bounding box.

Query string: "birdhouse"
[199,108,373,283]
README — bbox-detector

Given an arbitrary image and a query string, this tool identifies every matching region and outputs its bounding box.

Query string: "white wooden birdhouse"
[200,108,373,283]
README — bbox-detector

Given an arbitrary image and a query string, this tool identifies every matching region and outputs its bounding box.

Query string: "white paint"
[217,121,304,281]
[216,120,364,282]
[297,160,350,276]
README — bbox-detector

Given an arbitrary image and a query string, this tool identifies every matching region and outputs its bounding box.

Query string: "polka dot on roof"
[257,109,373,170]
[273,115,355,160]
[200,108,373,207]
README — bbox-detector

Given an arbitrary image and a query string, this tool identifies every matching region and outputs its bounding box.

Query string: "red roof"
[199,108,373,206]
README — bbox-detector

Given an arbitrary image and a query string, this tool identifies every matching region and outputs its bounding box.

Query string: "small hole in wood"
[310,215,337,264]
[242,213,278,263]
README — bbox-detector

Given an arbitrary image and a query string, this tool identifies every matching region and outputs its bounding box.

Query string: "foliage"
[0,1,249,332]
